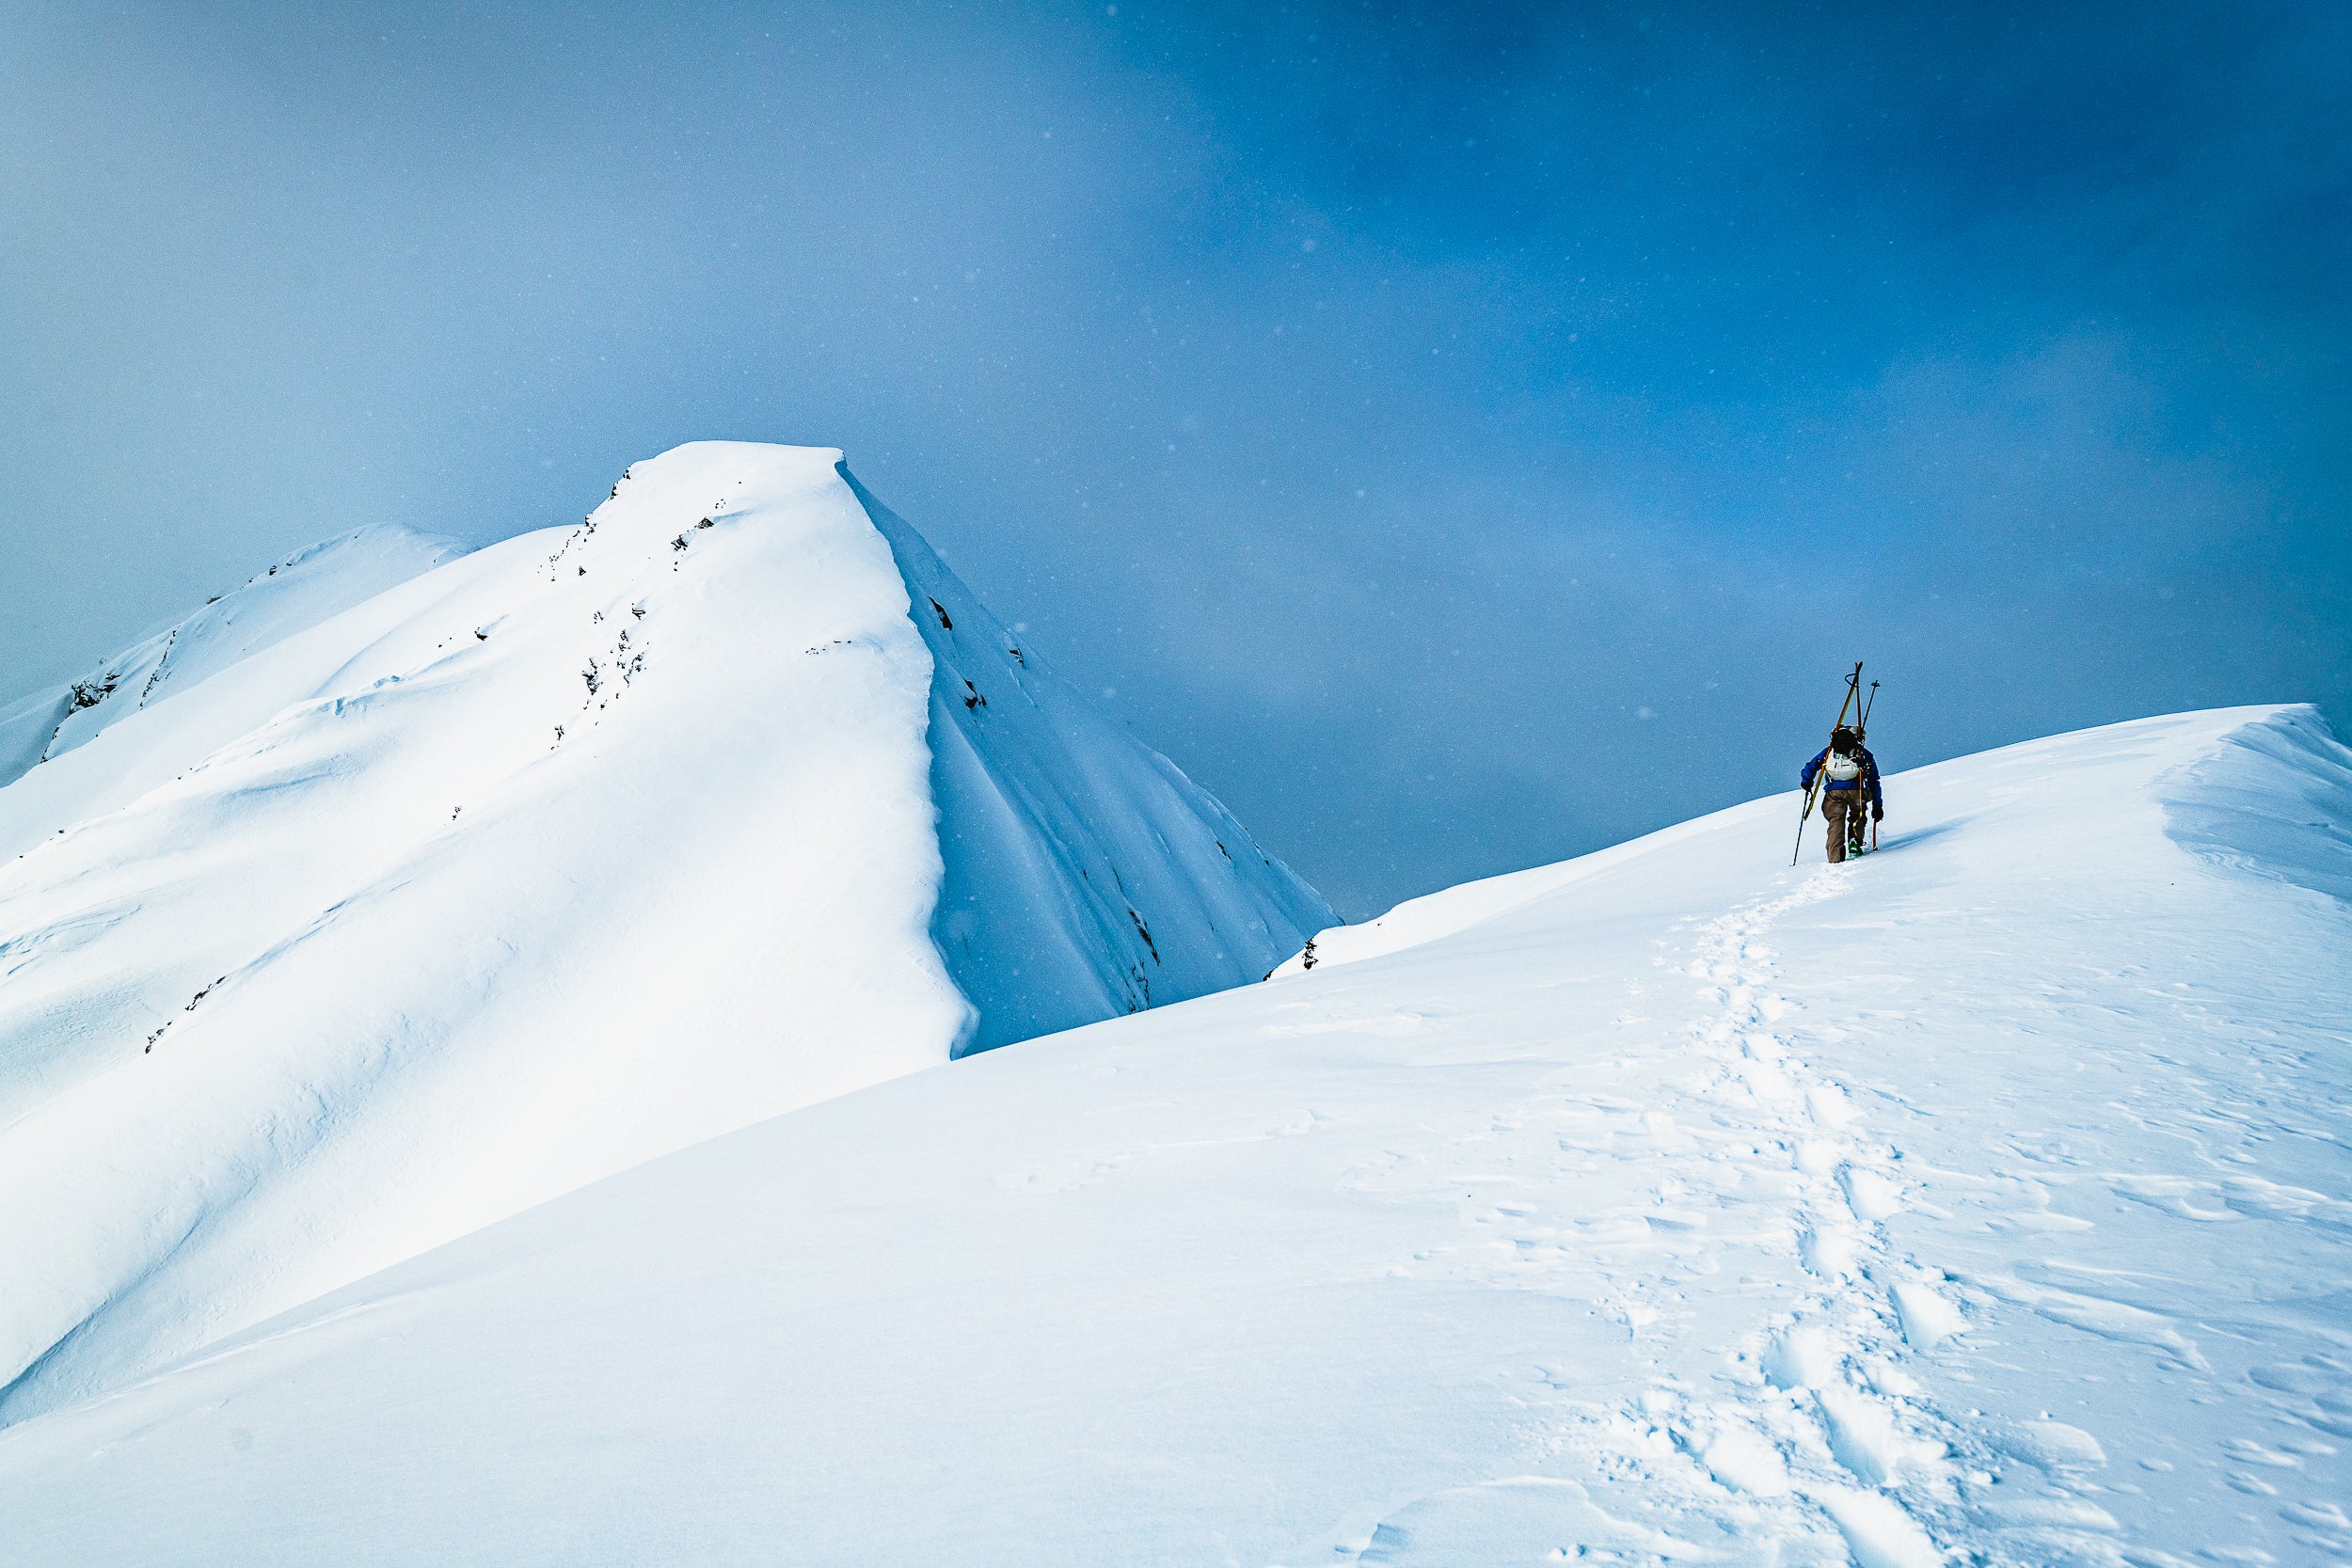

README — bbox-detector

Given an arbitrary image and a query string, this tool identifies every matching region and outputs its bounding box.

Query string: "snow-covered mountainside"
[4,704,2343,1567]
[846,468,1326,1052]
[0,441,1328,1426]
[0,525,467,788]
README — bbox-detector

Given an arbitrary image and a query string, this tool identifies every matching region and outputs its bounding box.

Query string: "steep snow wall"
[0,442,1328,1424]
[844,467,1330,1052]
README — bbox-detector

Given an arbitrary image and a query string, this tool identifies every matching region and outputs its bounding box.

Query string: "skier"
[1801,725,1883,863]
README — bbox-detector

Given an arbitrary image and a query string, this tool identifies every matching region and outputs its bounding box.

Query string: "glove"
[1872,805,1884,821]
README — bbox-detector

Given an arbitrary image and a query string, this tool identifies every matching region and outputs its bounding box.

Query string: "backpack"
[1823,750,1862,783]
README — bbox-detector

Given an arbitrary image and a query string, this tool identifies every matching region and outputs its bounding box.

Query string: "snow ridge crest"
[2158,704,2352,907]
[0,440,1327,1427]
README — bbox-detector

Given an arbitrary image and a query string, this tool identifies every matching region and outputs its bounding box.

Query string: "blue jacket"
[1803,745,1883,810]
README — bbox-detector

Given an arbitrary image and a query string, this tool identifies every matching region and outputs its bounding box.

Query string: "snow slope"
[0,525,467,789]
[847,468,1325,1052]
[0,441,1327,1426]
[3,704,2343,1567]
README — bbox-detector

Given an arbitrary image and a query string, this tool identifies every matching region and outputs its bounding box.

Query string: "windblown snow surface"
[0,525,466,788]
[0,441,1327,1428]
[3,702,2345,1566]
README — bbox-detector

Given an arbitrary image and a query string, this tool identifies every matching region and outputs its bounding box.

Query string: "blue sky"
[4,0,2345,916]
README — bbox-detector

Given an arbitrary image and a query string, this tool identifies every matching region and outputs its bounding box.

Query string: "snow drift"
[0,441,1328,1425]
[2,704,2343,1568]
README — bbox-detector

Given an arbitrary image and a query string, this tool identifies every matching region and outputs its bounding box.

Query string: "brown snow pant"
[1823,790,1864,863]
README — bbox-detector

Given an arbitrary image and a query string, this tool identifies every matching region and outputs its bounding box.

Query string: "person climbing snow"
[1802,725,1883,863]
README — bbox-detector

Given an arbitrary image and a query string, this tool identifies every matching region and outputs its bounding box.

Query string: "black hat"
[1830,725,1856,752]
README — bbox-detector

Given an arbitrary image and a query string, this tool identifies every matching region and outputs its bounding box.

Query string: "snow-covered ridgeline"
[3,704,2343,1567]
[0,442,1327,1425]
[0,526,467,789]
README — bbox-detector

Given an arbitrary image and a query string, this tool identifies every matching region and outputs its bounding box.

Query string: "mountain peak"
[0,443,1328,1423]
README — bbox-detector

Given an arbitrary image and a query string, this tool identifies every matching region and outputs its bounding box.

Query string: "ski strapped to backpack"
[1790,660,1864,866]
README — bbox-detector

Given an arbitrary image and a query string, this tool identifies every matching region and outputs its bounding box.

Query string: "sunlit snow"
[0,446,2344,1564]
[0,442,1327,1427]
[3,699,2344,1564]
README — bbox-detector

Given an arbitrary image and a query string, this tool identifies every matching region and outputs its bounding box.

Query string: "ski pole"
[1860,680,1881,852]
[1789,781,1820,866]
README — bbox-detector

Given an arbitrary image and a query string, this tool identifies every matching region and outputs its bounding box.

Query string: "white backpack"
[1824,750,1862,783]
